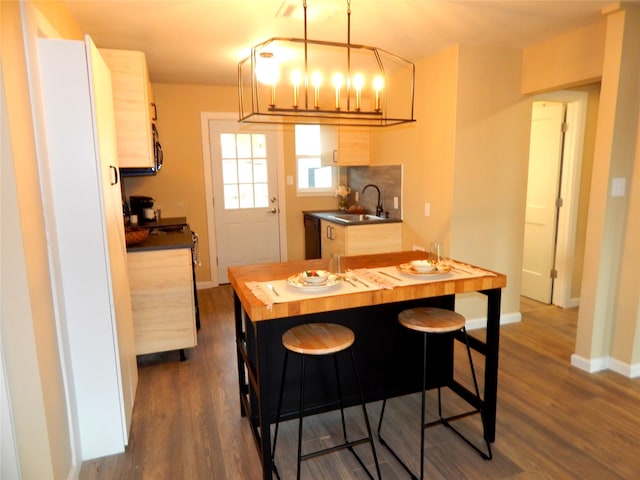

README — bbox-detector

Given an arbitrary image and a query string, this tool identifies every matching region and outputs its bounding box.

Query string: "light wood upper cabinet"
[321,220,402,258]
[100,48,155,169]
[321,126,371,166]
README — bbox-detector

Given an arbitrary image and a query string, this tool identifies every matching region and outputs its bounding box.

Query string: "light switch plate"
[611,177,626,197]
[424,202,431,217]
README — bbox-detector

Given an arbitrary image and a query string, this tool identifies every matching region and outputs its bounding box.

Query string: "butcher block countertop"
[228,251,506,322]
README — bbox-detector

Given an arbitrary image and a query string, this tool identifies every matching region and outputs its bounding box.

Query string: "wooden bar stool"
[377,307,492,479]
[271,323,381,480]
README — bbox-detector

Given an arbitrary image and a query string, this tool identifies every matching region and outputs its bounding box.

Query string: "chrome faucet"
[362,184,383,217]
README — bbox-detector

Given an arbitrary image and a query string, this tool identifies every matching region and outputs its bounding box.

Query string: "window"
[295,124,336,195]
[220,133,269,209]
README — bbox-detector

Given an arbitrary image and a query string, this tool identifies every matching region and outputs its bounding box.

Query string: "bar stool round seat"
[398,307,466,334]
[282,323,354,355]
[272,322,381,480]
[377,307,492,480]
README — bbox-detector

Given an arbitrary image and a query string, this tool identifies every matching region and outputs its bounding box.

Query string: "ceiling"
[63,0,619,86]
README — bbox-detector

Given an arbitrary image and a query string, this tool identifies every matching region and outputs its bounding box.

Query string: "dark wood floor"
[80,287,640,479]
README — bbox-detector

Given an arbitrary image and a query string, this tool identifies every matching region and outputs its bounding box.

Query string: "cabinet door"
[128,249,196,355]
[321,126,370,166]
[37,36,137,459]
[320,220,346,259]
[87,39,138,437]
[100,49,154,168]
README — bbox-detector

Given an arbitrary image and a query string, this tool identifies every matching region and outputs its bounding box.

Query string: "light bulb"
[332,73,344,110]
[291,69,302,108]
[312,71,322,109]
[353,74,364,110]
[373,76,384,111]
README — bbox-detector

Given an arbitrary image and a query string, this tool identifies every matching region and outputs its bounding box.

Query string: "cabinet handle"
[110,165,119,186]
[332,149,338,164]
[151,102,158,121]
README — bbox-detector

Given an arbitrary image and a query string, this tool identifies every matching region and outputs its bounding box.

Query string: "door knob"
[268,208,277,214]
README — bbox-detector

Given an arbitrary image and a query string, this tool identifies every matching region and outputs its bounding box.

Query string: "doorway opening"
[522,90,589,308]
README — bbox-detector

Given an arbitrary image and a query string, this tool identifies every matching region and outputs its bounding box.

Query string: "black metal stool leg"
[296,354,306,480]
[349,348,382,480]
[271,350,290,477]
[420,332,428,480]
[333,354,349,444]
[461,328,493,460]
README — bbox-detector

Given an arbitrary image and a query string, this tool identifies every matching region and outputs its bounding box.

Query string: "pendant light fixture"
[238,0,416,127]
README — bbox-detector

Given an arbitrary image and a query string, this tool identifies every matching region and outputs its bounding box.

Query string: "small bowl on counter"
[410,259,436,273]
[300,269,330,284]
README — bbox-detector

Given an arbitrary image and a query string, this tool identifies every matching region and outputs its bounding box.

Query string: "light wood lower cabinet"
[321,220,402,258]
[127,248,197,355]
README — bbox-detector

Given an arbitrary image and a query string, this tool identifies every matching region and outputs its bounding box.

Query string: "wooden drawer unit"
[127,248,196,355]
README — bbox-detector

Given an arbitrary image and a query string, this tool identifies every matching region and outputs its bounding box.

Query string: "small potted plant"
[335,184,351,210]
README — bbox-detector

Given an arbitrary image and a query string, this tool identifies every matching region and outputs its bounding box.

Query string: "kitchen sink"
[329,214,388,223]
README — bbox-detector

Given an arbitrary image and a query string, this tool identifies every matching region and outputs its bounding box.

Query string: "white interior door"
[209,120,280,283]
[522,101,565,303]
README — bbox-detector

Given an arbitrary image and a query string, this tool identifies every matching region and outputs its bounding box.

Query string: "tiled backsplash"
[346,165,402,220]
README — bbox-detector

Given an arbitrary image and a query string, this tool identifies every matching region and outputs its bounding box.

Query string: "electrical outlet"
[413,244,425,252]
[393,196,398,209]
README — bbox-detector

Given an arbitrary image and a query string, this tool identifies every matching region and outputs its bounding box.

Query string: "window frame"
[294,124,338,197]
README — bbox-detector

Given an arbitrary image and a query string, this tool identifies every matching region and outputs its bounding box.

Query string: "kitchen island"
[228,251,506,479]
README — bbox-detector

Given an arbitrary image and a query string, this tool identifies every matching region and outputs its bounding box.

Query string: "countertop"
[303,210,402,225]
[228,251,506,321]
[126,217,192,252]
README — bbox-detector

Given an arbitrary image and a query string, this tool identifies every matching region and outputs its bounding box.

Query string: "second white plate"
[287,274,341,290]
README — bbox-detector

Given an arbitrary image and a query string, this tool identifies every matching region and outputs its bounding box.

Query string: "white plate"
[287,274,341,290]
[397,263,452,276]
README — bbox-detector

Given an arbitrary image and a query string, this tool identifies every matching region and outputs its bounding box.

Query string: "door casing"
[200,112,287,286]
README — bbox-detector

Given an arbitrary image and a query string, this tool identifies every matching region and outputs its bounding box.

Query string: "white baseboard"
[466,311,521,331]
[566,297,580,308]
[571,353,640,378]
[196,280,217,290]
[608,357,640,378]
[571,353,607,372]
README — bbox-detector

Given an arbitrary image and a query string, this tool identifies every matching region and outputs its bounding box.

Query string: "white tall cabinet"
[37,36,137,460]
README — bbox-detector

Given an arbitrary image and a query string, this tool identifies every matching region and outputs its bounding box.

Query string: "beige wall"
[1,1,78,478]
[372,47,458,253]
[522,18,606,94]
[452,45,531,317]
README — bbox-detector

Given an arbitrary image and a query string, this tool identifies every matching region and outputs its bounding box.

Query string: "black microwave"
[120,124,163,176]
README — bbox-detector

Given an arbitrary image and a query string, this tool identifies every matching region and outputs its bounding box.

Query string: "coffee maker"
[129,195,155,222]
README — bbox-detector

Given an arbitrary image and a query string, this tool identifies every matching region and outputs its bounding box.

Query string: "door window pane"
[220,133,269,209]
